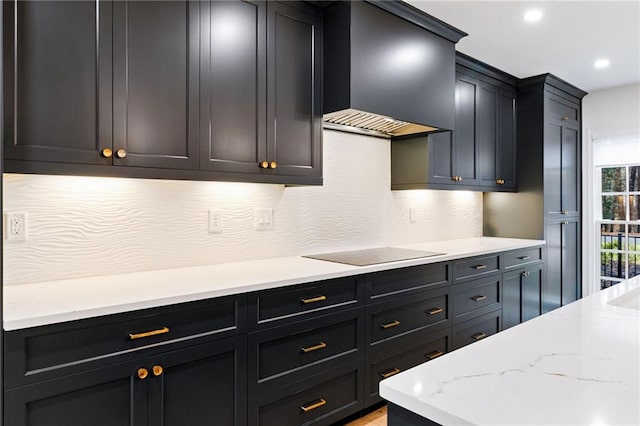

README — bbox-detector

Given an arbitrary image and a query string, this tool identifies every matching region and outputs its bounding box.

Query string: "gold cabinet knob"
[259,161,269,169]
[101,148,113,158]
[152,365,163,377]
[137,368,149,380]
[115,149,127,159]
[269,161,277,169]
[561,115,569,121]
[496,179,505,185]
[451,176,462,182]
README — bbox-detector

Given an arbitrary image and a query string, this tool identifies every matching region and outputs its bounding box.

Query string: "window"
[598,165,640,289]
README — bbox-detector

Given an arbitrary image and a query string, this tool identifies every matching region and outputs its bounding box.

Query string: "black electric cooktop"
[303,247,445,267]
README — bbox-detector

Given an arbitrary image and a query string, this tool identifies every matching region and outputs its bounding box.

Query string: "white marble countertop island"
[380,276,640,426]
[3,237,543,330]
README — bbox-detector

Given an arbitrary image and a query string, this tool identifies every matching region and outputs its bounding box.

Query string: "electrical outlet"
[255,208,273,231]
[208,209,223,234]
[409,207,417,223]
[5,212,27,241]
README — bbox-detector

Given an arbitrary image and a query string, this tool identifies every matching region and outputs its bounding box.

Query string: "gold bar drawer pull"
[471,332,487,341]
[300,342,327,353]
[381,320,401,329]
[380,368,401,379]
[518,256,531,260]
[471,295,487,302]
[300,398,327,413]
[426,307,444,315]
[426,350,444,360]
[474,265,487,270]
[129,327,170,340]
[300,295,327,304]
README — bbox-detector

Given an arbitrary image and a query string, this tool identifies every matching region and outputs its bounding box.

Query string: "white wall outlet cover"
[208,209,223,234]
[255,208,273,231]
[409,207,417,223]
[4,211,28,241]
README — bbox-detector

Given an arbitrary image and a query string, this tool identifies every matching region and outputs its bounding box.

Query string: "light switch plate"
[4,211,28,241]
[255,208,273,231]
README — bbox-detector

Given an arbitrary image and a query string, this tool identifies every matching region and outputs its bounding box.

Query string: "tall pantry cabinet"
[484,74,587,313]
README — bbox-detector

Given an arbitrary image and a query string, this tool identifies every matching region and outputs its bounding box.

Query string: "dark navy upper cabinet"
[391,53,518,192]
[200,0,267,175]
[266,2,322,180]
[2,0,113,166]
[112,0,200,170]
[4,0,322,185]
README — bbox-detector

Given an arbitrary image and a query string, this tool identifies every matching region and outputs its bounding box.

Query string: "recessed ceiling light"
[594,58,610,69]
[523,9,543,22]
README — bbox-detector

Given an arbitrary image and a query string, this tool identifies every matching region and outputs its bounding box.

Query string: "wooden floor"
[344,405,387,426]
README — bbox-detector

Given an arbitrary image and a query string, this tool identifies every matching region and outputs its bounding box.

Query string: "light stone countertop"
[3,237,543,330]
[379,275,640,426]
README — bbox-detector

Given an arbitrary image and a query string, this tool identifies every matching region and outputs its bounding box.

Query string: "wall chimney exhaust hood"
[323,1,467,138]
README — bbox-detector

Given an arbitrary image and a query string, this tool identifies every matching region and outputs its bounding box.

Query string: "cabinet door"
[522,264,543,321]
[477,81,499,187]
[3,0,112,165]
[266,2,322,178]
[453,72,479,184]
[545,94,581,216]
[4,362,146,426]
[112,1,199,169]
[544,219,581,312]
[502,270,522,330]
[428,131,454,185]
[497,88,517,189]
[147,336,247,426]
[200,0,266,174]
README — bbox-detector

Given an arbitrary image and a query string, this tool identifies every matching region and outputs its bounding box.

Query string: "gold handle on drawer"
[152,365,163,377]
[128,327,170,340]
[300,342,327,354]
[471,295,487,302]
[426,350,444,360]
[474,265,487,270]
[380,368,401,379]
[137,368,149,380]
[300,295,327,304]
[518,256,531,260]
[561,115,569,121]
[471,332,487,341]
[496,179,505,185]
[381,320,401,329]
[300,398,327,413]
[426,307,444,315]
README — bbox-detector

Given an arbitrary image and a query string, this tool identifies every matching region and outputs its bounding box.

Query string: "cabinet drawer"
[453,254,500,282]
[504,246,543,269]
[452,276,501,323]
[452,310,501,350]
[4,295,244,388]
[369,262,449,299]
[249,309,363,395]
[249,362,363,426]
[367,331,448,405]
[248,276,362,329]
[368,287,449,345]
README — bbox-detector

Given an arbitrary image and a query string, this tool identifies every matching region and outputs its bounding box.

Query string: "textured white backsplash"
[3,130,482,284]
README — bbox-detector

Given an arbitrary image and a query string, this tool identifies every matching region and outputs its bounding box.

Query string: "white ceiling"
[406,1,640,92]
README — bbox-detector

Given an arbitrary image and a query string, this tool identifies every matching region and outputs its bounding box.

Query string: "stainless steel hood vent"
[322,1,467,139]
[323,109,438,139]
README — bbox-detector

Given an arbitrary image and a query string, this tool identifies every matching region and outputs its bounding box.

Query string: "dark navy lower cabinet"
[4,335,247,426]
